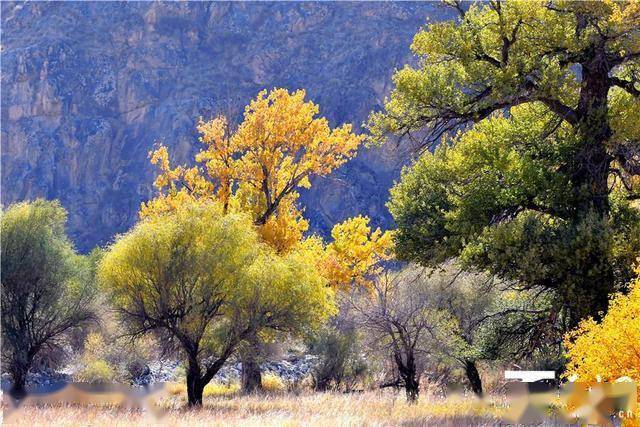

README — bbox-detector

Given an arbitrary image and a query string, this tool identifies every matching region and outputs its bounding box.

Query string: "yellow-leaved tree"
[99,201,334,406]
[140,88,388,392]
[564,266,640,424]
[141,88,364,253]
[324,215,394,289]
[564,269,640,381]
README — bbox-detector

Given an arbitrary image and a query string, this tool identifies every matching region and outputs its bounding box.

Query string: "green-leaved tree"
[369,0,640,327]
[99,202,334,406]
[1,200,97,399]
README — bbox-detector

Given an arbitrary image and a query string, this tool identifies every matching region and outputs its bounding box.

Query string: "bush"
[203,381,240,397]
[166,380,240,399]
[73,326,158,385]
[308,324,368,391]
[76,359,115,384]
[262,373,286,392]
[166,382,187,396]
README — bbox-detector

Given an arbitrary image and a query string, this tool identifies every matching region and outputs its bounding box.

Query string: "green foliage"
[368,1,639,148]
[98,201,335,405]
[372,0,640,329]
[1,199,97,396]
[241,245,336,339]
[389,104,640,325]
[376,1,640,332]
[307,324,367,391]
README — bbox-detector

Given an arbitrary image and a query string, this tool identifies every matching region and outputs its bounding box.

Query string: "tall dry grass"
[3,390,505,426]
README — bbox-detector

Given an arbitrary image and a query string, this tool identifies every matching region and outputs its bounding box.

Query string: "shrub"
[166,382,187,396]
[262,373,286,392]
[308,324,368,392]
[203,381,240,397]
[166,381,240,399]
[76,359,115,384]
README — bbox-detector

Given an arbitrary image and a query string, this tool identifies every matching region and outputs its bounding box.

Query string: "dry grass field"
[2,391,506,427]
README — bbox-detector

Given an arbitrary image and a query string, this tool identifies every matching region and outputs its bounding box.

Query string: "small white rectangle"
[504,370,556,382]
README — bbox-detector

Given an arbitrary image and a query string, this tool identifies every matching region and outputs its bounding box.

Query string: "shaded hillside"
[1,1,451,251]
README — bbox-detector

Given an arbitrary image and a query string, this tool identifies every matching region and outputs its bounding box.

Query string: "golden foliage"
[261,373,287,393]
[139,89,391,292]
[564,267,640,396]
[141,88,363,253]
[231,88,363,218]
[203,382,240,397]
[324,216,394,289]
[258,195,309,254]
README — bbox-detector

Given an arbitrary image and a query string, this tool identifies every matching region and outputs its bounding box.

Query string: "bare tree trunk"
[314,375,331,392]
[241,351,262,394]
[396,353,419,403]
[240,335,263,394]
[186,359,205,407]
[9,365,28,400]
[464,360,483,397]
[404,373,419,403]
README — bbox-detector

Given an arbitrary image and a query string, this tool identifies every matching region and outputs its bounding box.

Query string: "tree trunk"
[241,334,263,394]
[9,366,28,400]
[464,360,483,397]
[314,375,331,392]
[395,352,419,403]
[9,352,32,401]
[241,353,262,394]
[186,360,205,407]
[563,45,616,324]
[404,372,420,403]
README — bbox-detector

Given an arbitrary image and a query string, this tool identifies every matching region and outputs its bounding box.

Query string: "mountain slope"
[1,2,451,251]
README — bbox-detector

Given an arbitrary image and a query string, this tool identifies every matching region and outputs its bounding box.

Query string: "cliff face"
[1,2,450,252]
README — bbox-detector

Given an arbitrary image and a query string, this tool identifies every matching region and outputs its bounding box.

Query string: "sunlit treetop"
[232,88,364,224]
[141,88,364,253]
[323,215,394,289]
[368,0,640,184]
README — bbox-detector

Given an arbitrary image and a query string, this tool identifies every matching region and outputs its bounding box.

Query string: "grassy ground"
[2,391,506,426]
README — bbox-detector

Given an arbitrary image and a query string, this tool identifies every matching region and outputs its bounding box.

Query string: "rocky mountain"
[1,2,452,252]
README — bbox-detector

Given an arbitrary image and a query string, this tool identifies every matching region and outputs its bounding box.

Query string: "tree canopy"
[99,202,334,405]
[142,88,364,253]
[1,200,97,398]
[323,215,394,289]
[372,0,640,326]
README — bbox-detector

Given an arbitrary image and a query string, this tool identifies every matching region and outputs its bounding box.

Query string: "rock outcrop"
[1,2,451,251]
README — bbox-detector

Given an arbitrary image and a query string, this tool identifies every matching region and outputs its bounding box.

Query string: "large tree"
[1,200,97,399]
[141,88,370,391]
[142,88,364,253]
[99,202,334,406]
[370,0,640,327]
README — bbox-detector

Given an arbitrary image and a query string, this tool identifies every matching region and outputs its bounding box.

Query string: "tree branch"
[536,97,579,125]
[610,76,640,97]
